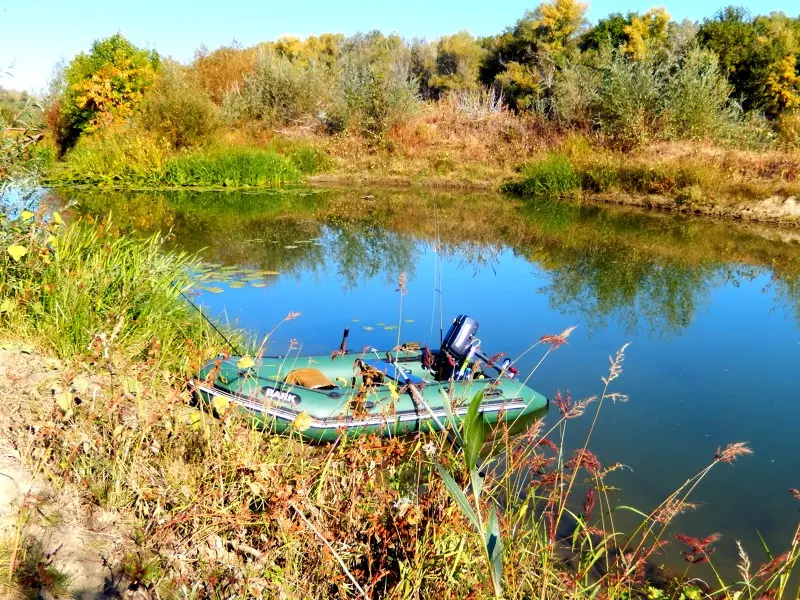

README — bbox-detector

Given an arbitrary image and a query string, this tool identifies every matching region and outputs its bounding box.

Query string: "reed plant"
[162,147,303,187]
[50,141,305,188]
[502,153,581,200]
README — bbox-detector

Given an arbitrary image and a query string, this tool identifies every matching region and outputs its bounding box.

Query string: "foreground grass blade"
[436,463,480,531]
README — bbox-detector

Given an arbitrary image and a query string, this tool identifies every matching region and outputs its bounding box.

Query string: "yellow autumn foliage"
[767,54,800,112]
[623,7,671,60]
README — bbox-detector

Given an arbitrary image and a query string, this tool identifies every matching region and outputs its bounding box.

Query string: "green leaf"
[756,529,773,560]
[0,298,15,314]
[462,390,486,471]
[683,586,702,600]
[485,503,503,597]
[237,356,255,370]
[436,463,480,531]
[123,378,143,396]
[7,245,27,262]
[645,585,667,599]
[55,391,72,412]
[228,281,246,289]
[199,285,224,294]
[470,467,484,502]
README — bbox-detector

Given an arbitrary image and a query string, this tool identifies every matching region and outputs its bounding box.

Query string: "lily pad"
[250,282,267,288]
[363,326,374,331]
[228,282,246,289]
[199,286,224,294]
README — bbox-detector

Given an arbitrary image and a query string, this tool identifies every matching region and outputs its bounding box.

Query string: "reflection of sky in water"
[56,186,800,578]
[0,186,47,218]
[197,237,800,579]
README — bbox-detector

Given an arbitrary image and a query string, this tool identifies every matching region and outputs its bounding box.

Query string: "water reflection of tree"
[539,247,718,335]
[512,200,800,334]
[52,186,800,334]
[324,222,419,289]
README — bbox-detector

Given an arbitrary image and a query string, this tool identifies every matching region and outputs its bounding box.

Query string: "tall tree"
[622,8,671,59]
[55,34,160,152]
[480,0,588,110]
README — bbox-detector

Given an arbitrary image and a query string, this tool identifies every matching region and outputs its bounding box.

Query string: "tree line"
[36,1,800,154]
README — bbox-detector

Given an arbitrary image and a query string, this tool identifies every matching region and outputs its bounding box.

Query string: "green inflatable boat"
[191,315,549,442]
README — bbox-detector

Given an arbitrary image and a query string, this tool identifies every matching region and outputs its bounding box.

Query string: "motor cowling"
[441,315,479,361]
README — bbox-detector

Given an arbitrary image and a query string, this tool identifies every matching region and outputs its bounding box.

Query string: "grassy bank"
[501,143,800,224]
[1,207,799,598]
[39,104,800,224]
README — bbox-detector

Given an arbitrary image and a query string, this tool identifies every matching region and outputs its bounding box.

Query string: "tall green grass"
[0,214,225,372]
[162,148,302,187]
[502,153,581,199]
[49,135,308,188]
[505,152,717,204]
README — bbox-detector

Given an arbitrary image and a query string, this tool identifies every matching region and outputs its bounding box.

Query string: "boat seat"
[284,368,336,390]
[362,359,424,385]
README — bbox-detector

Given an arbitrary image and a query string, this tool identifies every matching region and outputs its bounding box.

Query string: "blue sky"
[1,0,798,93]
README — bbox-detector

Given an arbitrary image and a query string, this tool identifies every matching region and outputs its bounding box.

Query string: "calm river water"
[53,186,800,578]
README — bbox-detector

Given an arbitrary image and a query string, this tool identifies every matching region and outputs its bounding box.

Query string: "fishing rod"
[179,289,244,356]
[430,196,445,346]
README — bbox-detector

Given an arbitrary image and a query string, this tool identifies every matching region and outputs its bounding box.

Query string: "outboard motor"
[438,315,479,380]
[434,315,518,381]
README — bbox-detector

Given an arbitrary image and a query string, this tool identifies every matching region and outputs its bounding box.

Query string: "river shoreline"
[45,174,800,229]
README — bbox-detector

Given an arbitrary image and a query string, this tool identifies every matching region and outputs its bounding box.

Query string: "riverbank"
[42,111,800,226]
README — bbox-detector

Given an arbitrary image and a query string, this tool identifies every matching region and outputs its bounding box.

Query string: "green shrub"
[326,34,420,139]
[139,62,219,149]
[550,63,600,127]
[593,53,667,149]
[663,46,736,140]
[503,153,581,199]
[231,49,330,124]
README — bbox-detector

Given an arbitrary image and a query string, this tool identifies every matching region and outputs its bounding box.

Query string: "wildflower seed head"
[715,442,753,463]
[396,272,407,295]
[539,326,577,349]
[602,342,630,386]
[652,499,698,524]
[566,449,602,474]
